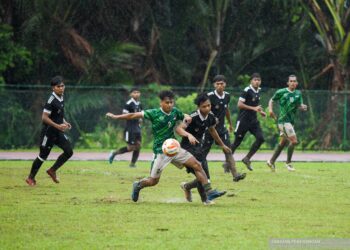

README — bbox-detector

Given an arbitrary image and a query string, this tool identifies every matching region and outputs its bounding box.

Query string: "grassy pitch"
[0,160,349,249]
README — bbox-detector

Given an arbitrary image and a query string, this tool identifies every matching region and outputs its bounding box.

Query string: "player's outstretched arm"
[208,126,231,154]
[106,112,143,120]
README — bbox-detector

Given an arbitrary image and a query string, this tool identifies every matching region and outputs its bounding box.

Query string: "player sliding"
[176,93,245,203]
[267,75,308,171]
[106,90,226,203]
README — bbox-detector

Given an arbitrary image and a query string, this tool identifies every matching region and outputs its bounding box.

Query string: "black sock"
[203,183,212,193]
[197,183,207,202]
[51,153,70,171]
[131,149,140,164]
[270,143,286,163]
[246,139,264,159]
[29,157,44,179]
[287,144,295,163]
[184,179,198,190]
[116,147,129,155]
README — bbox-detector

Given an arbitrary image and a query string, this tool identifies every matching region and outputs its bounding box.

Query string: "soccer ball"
[162,138,180,157]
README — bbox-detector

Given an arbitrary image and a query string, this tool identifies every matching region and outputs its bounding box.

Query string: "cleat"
[203,200,215,205]
[131,181,141,202]
[221,162,230,173]
[286,163,295,172]
[129,163,137,168]
[242,158,253,171]
[46,168,59,183]
[180,182,192,202]
[108,151,115,164]
[267,160,276,172]
[25,177,36,186]
[233,172,246,182]
[207,189,227,201]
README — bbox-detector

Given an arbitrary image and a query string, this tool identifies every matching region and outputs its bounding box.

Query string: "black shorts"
[234,119,263,139]
[202,129,230,157]
[124,131,142,145]
[39,128,71,160]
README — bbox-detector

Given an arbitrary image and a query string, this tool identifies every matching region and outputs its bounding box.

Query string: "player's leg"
[131,153,170,202]
[129,133,141,167]
[109,130,132,163]
[267,123,290,171]
[26,132,53,186]
[200,132,213,178]
[242,122,265,170]
[46,133,73,183]
[231,120,247,153]
[285,123,298,171]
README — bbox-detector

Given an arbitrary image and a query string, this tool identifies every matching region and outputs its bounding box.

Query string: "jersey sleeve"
[272,89,284,101]
[297,91,304,105]
[123,102,131,114]
[43,97,54,114]
[239,90,248,102]
[143,109,156,122]
[175,108,185,121]
[209,114,217,127]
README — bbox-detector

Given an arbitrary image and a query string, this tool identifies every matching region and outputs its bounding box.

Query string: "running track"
[0,151,349,162]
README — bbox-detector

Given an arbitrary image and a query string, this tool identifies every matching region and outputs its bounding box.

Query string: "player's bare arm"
[268,99,277,120]
[106,112,143,120]
[208,126,231,154]
[238,100,266,117]
[225,106,233,132]
[175,122,199,145]
[42,112,68,132]
[63,119,72,129]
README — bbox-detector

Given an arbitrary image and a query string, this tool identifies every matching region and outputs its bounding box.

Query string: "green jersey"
[143,107,184,154]
[272,88,303,125]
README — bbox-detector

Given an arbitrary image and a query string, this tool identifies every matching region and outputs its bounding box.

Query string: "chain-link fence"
[1,85,349,150]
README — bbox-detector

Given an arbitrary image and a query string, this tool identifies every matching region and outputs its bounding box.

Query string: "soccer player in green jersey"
[267,75,307,171]
[106,90,226,203]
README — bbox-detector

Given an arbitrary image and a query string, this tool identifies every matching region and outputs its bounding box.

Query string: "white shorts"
[278,123,296,137]
[150,148,193,178]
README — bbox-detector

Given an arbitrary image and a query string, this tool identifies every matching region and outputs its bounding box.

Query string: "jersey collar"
[214,90,225,99]
[249,85,261,93]
[160,108,171,116]
[286,87,295,93]
[197,110,208,121]
[52,92,64,102]
[130,98,140,105]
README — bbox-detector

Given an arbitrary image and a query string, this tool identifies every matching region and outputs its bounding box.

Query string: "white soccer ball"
[162,138,180,157]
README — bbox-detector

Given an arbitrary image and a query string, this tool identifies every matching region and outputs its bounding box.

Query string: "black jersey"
[181,110,216,149]
[42,92,65,133]
[123,98,143,133]
[207,90,230,133]
[237,85,261,122]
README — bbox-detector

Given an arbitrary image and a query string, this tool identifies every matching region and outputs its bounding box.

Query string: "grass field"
[0,160,349,249]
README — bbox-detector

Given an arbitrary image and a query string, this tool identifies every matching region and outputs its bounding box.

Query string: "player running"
[106,90,226,203]
[267,75,308,171]
[176,93,245,203]
[231,73,266,171]
[25,76,73,186]
[108,88,143,168]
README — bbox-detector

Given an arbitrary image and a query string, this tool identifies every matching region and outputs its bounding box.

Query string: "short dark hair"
[194,93,210,106]
[288,74,297,81]
[158,90,175,100]
[130,87,140,93]
[213,75,226,83]
[250,73,261,80]
[51,75,63,86]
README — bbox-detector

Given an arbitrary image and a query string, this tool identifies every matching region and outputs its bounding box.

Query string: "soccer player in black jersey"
[108,88,143,167]
[231,73,266,171]
[202,75,237,175]
[176,93,246,203]
[26,76,73,186]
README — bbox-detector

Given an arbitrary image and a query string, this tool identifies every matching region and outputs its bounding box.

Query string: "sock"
[203,183,212,193]
[197,183,207,202]
[29,157,44,179]
[51,153,69,171]
[131,149,140,164]
[287,144,295,163]
[184,179,198,190]
[270,141,287,163]
[116,147,129,155]
[246,139,264,159]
